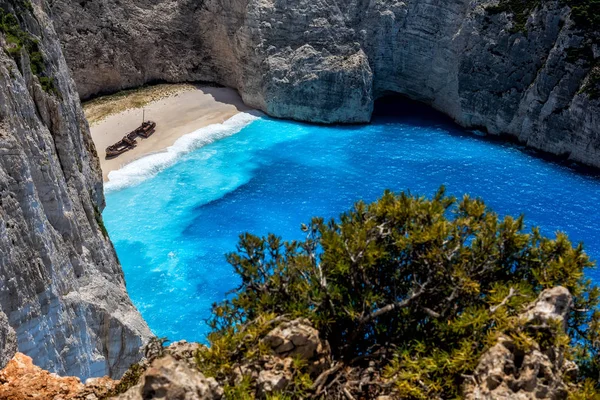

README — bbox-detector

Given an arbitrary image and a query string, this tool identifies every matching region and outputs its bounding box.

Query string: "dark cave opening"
[373,94,456,126]
[372,93,600,179]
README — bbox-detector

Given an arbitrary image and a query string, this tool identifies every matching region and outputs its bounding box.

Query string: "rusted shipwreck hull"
[105,121,157,159]
[137,121,156,138]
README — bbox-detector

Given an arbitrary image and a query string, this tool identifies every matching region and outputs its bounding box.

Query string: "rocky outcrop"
[0,310,16,369]
[0,0,151,379]
[256,318,331,396]
[464,287,576,399]
[115,318,331,400]
[0,352,118,400]
[261,318,329,362]
[0,300,578,399]
[114,355,223,400]
[51,0,600,166]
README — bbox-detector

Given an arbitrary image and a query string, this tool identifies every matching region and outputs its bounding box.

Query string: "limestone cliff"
[0,0,151,379]
[51,0,599,166]
[0,309,16,369]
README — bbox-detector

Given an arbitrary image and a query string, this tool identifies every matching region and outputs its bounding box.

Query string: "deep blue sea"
[103,103,600,343]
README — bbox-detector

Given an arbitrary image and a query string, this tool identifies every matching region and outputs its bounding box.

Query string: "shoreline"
[103,112,261,192]
[85,85,252,181]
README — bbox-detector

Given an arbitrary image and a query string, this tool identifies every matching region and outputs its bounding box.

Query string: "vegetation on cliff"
[487,0,599,33]
[0,3,57,95]
[193,188,600,399]
[486,0,599,98]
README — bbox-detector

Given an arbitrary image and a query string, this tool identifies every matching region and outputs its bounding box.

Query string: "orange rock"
[0,353,117,400]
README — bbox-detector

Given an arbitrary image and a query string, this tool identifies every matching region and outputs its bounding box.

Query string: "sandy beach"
[85,85,251,181]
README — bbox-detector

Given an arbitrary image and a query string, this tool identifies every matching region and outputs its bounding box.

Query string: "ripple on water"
[104,113,600,343]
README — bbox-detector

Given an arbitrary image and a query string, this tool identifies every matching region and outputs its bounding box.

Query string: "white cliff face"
[0,310,16,369]
[51,0,599,166]
[0,0,151,379]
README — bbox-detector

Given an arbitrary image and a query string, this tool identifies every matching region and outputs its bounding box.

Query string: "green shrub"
[39,76,59,97]
[93,204,108,238]
[200,188,600,399]
[0,7,58,96]
[487,0,540,33]
[99,363,145,399]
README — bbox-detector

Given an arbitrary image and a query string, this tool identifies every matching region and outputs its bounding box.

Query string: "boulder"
[464,287,574,400]
[114,355,223,400]
[257,369,291,394]
[165,341,203,370]
[262,318,328,360]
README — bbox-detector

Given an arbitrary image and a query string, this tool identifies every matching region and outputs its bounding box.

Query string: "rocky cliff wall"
[51,0,599,166]
[0,310,16,369]
[0,0,151,379]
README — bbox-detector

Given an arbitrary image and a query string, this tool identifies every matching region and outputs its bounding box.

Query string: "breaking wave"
[104,111,262,192]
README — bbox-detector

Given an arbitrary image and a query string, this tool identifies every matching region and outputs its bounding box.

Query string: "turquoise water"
[104,104,600,343]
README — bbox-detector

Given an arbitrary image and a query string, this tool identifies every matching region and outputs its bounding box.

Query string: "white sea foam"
[105,111,262,192]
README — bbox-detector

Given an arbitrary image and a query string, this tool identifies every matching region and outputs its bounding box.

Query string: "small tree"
[202,187,600,398]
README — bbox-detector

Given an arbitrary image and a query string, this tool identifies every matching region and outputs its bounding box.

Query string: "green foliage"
[567,0,600,30]
[486,0,540,33]
[581,65,600,99]
[100,363,145,399]
[201,188,600,399]
[224,375,255,400]
[93,204,109,238]
[39,76,59,97]
[0,6,58,95]
[266,394,294,400]
[566,46,595,66]
[570,379,600,399]
[197,313,279,380]
[196,313,315,398]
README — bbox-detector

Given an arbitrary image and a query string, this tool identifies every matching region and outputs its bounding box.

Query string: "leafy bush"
[200,188,600,398]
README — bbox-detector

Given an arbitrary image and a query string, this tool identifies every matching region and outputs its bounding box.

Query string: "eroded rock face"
[0,353,85,399]
[464,286,575,400]
[250,318,331,397]
[51,0,599,165]
[114,355,224,400]
[0,352,119,400]
[262,317,327,361]
[0,310,16,369]
[0,0,151,379]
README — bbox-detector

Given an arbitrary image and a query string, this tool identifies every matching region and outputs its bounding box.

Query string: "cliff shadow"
[373,94,600,180]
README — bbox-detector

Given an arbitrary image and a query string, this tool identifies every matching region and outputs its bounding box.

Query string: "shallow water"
[104,106,600,343]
